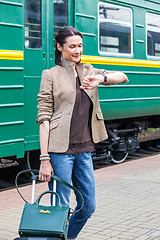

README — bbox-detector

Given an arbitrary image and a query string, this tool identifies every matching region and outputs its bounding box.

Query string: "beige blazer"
[37,57,112,153]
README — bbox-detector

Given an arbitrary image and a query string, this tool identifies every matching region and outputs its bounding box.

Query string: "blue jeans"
[48,152,96,239]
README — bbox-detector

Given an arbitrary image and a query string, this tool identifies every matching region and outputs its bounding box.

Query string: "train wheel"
[111,151,128,164]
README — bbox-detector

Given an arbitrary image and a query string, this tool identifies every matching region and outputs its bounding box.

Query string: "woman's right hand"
[39,160,54,182]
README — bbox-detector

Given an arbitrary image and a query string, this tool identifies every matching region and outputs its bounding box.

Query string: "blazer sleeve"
[36,70,53,124]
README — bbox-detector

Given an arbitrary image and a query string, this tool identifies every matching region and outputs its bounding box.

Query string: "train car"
[0,0,160,167]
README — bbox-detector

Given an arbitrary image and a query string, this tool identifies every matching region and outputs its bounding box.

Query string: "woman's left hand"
[80,75,103,90]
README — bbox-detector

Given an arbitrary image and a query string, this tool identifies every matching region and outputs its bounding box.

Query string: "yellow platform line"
[81,55,160,68]
[0,50,23,60]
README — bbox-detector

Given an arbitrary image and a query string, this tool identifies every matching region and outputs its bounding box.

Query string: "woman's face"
[57,35,83,63]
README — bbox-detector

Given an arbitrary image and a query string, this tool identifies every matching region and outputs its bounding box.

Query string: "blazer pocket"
[50,112,62,130]
[96,111,104,120]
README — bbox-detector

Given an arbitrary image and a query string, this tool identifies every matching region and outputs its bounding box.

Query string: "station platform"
[0,154,160,240]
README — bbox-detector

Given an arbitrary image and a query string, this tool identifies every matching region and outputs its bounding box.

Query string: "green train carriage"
[0,0,160,166]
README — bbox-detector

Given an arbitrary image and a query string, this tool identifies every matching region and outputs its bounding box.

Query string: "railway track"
[0,138,160,191]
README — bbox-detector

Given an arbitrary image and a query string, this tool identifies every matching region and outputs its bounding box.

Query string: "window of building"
[54,0,68,45]
[25,0,42,49]
[147,13,160,57]
[98,2,132,55]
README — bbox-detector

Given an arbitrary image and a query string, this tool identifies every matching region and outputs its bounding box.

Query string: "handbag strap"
[15,169,84,213]
[36,190,61,206]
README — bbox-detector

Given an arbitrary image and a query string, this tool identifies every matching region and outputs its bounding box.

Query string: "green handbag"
[15,169,84,239]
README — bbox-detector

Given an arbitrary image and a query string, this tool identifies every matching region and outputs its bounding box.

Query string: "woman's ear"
[57,43,62,52]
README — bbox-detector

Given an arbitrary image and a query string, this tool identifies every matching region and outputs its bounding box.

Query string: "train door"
[23,0,68,153]
[74,0,97,56]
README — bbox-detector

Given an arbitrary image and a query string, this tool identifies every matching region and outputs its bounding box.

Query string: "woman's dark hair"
[55,26,83,65]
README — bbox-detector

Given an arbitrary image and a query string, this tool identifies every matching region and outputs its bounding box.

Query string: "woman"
[36,26,128,240]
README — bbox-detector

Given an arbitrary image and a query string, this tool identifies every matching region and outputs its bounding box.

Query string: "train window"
[147,13,160,58]
[98,2,132,56]
[25,0,42,49]
[54,0,68,44]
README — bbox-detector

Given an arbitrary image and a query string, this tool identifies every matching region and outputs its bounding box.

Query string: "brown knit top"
[64,76,94,154]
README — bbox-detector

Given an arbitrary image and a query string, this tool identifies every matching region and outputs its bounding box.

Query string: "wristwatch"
[101,73,107,83]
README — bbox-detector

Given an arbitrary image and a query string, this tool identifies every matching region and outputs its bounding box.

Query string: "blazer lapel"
[76,63,83,84]
[76,62,94,102]
[61,56,76,91]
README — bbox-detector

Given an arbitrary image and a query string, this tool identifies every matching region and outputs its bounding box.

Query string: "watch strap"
[101,73,107,83]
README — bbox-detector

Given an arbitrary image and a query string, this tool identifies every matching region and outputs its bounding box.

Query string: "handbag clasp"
[40,209,50,214]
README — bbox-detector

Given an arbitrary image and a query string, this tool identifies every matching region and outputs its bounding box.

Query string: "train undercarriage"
[92,115,160,164]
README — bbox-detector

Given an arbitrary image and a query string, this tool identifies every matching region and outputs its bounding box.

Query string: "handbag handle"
[15,169,84,213]
[35,190,61,206]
